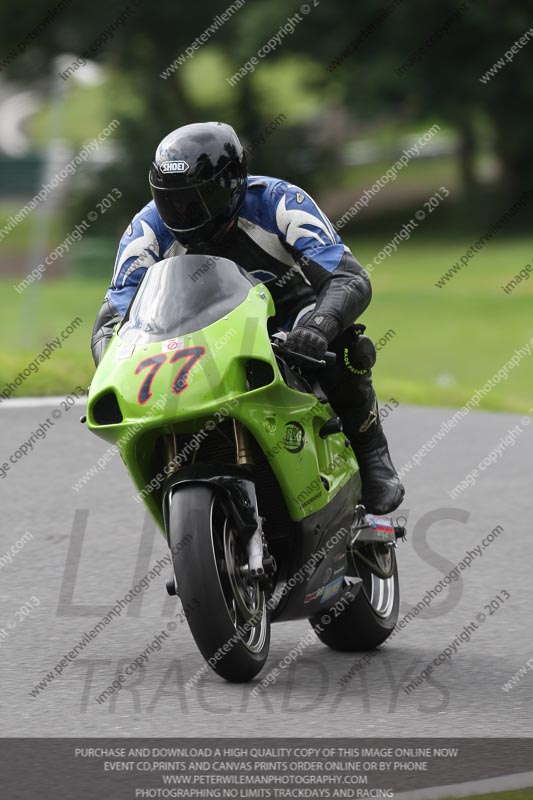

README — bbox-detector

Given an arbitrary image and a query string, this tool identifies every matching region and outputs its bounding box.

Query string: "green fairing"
[87,280,357,533]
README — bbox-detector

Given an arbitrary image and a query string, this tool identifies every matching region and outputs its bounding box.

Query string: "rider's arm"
[91,297,123,367]
[90,208,164,366]
[273,182,371,343]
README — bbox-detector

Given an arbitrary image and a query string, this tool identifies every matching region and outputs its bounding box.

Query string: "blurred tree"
[0,0,265,228]
[382,0,533,198]
[288,0,533,199]
[1,0,533,215]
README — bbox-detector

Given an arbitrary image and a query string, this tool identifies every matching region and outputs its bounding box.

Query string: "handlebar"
[271,340,337,368]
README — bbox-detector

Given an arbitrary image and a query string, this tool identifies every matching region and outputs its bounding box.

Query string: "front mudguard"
[162,463,261,544]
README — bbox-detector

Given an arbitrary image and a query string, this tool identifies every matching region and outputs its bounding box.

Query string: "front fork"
[232,419,272,581]
[163,422,274,583]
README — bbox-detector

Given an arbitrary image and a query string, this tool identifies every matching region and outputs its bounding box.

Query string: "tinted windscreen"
[118,255,256,344]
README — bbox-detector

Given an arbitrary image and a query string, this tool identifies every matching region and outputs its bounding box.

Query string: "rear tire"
[309,544,399,651]
[167,484,270,682]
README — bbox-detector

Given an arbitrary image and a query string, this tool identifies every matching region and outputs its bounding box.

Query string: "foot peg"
[166,575,178,596]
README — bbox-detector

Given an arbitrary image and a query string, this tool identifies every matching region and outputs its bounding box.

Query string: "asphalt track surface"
[1,398,532,738]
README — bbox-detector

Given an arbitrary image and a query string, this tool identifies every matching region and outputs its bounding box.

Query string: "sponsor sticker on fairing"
[320,576,343,603]
[162,338,185,352]
[304,587,325,604]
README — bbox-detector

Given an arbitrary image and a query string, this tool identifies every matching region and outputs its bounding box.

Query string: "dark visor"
[153,176,235,233]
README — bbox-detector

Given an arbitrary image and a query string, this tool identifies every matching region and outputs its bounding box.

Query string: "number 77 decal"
[134,346,206,405]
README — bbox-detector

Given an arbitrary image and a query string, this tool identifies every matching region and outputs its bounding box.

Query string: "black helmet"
[149,121,247,247]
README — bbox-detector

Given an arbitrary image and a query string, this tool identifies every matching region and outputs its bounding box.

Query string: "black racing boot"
[344,394,405,515]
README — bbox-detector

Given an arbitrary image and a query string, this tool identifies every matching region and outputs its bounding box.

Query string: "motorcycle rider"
[91,121,404,515]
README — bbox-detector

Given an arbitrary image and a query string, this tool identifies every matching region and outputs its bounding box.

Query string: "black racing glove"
[285,324,328,360]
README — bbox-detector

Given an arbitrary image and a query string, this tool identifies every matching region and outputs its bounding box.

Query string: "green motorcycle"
[86,255,404,682]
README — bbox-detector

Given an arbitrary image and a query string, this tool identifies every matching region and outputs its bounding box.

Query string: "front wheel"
[309,543,399,651]
[167,484,270,682]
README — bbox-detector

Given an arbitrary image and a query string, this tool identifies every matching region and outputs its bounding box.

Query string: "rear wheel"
[167,484,270,682]
[309,543,399,651]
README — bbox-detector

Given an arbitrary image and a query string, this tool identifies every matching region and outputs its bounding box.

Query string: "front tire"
[309,544,399,651]
[167,484,270,682]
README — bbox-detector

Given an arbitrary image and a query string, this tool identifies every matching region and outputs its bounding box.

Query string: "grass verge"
[1,234,532,411]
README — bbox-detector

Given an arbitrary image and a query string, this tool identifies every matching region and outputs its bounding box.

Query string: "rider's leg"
[288,308,405,515]
[317,355,405,516]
